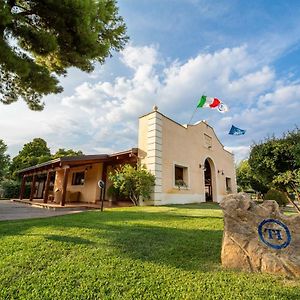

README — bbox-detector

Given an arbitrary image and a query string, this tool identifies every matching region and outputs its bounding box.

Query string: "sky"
[1,0,300,162]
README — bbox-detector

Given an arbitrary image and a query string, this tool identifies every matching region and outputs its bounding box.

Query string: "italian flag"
[197,95,221,108]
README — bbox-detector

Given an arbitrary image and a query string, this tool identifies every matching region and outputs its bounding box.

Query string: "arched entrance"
[204,159,214,202]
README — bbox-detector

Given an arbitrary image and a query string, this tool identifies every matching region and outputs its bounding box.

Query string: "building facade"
[18,108,237,206]
[138,107,237,205]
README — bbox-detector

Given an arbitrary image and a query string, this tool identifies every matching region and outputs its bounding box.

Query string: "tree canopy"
[9,138,85,177]
[248,129,300,212]
[236,160,268,194]
[0,139,10,181]
[109,164,155,206]
[0,0,128,110]
[9,137,51,176]
[52,148,83,159]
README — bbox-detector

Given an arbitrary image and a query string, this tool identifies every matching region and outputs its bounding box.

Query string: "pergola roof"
[18,148,138,176]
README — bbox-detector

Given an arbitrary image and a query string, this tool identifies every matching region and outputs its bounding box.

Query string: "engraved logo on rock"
[258,219,291,250]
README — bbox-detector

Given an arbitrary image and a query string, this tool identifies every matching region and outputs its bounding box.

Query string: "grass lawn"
[0,203,299,300]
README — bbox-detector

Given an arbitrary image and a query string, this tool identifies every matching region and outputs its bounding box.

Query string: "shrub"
[264,189,289,207]
[0,180,31,199]
[106,184,126,201]
[109,164,155,206]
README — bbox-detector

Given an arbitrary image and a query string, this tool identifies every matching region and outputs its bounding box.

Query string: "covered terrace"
[17,148,138,207]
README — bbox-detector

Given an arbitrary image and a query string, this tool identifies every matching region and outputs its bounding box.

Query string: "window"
[72,172,85,185]
[174,164,189,188]
[226,177,232,193]
[175,166,183,181]
[204,134,212,149]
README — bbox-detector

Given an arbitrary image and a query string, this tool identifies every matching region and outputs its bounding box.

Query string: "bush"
[106,184,126,201]
[264,189,289,207]
[109,164,155,206]
[0,180,31,199]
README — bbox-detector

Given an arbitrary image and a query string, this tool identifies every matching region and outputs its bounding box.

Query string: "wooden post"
[100,188,103,211]
[29,175,36,201]
[61,168,70,206]
[102,163,108,201]
[19,175,26,200]
[43,171,51,203]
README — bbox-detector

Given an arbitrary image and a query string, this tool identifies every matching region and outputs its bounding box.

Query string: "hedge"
[0,180,31,199]
[264,189,289,207]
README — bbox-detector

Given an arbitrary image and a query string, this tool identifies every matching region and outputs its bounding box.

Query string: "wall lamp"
[218,169,224,175]
[85,165,92,172]
[199,164,207,171]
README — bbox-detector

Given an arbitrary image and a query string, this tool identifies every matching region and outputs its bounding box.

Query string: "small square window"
[174,165,188,188]
[226,177,232,193]
[175,166,183,181]
[72,172,85,185]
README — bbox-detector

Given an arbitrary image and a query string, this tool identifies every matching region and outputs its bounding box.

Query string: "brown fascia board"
[108,148,138,158]
[60,154,109,163]
[17,158,62,174]
[17,148,138,175]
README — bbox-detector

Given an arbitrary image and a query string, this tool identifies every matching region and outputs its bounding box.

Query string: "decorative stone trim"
[146,112,163,202]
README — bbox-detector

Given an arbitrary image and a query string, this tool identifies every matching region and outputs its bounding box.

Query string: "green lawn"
[0,203,299,300]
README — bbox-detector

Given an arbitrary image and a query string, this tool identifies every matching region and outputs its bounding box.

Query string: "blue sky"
[1,0,300,162]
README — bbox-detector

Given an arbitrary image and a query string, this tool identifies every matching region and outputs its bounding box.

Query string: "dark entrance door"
[204,159,213,202]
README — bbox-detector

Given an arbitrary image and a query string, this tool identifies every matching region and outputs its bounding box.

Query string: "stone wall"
[220,193,300,277]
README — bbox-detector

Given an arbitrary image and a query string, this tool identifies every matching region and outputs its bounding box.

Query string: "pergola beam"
[61,167,70,206]
[43,171,51,203]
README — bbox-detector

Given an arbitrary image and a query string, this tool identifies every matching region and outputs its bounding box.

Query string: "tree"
[9,138,51,177]
[109,164,156,206]
[236,160,268,194]
[0,0,128,110]
[273,170,300,212]
[264,189,289,207]
[248,129,300,212]
[52,148,83,159]
[0,139,10,182]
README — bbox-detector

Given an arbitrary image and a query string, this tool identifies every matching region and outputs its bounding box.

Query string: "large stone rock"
[220,193,300,277]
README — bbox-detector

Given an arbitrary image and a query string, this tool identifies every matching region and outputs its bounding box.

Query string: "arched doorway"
[204,159,213,202]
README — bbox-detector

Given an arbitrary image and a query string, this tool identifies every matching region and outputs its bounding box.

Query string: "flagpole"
[188,107,198,125]
[188,92,205,125]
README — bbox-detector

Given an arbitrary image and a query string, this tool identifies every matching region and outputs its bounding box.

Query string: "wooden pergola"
[17,148,138,206]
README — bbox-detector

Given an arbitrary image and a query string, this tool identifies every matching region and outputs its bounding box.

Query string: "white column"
[146,112,163,204]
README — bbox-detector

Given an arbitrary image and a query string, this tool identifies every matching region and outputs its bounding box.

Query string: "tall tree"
[0,0,128,110]
[52,148,83,159]
[0,139,10,181]
[10,138,51,176]
[248,129,300,212]
[236,160,268,193]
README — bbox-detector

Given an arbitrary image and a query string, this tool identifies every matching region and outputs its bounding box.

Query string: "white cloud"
[121,44,159,70]
[1,44,300,162]
[225,146,250,164]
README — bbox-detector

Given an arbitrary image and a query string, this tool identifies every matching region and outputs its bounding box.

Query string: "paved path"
[0,200,86,221]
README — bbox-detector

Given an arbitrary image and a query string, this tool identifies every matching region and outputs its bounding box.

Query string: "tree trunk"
[129,191,139,206]
[285,191,300,214]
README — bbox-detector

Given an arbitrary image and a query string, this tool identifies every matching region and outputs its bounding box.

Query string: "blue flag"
[229,125,246,135]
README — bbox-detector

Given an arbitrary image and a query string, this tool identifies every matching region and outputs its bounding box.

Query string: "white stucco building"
[138,107,237,205]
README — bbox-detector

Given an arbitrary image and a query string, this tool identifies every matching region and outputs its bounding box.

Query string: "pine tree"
[0,0,128,110]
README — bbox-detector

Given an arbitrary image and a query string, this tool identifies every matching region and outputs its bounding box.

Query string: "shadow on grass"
[164,202,221,210]
[0,210,223,271]
[44,234,95,245]
[100,223,223,271]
